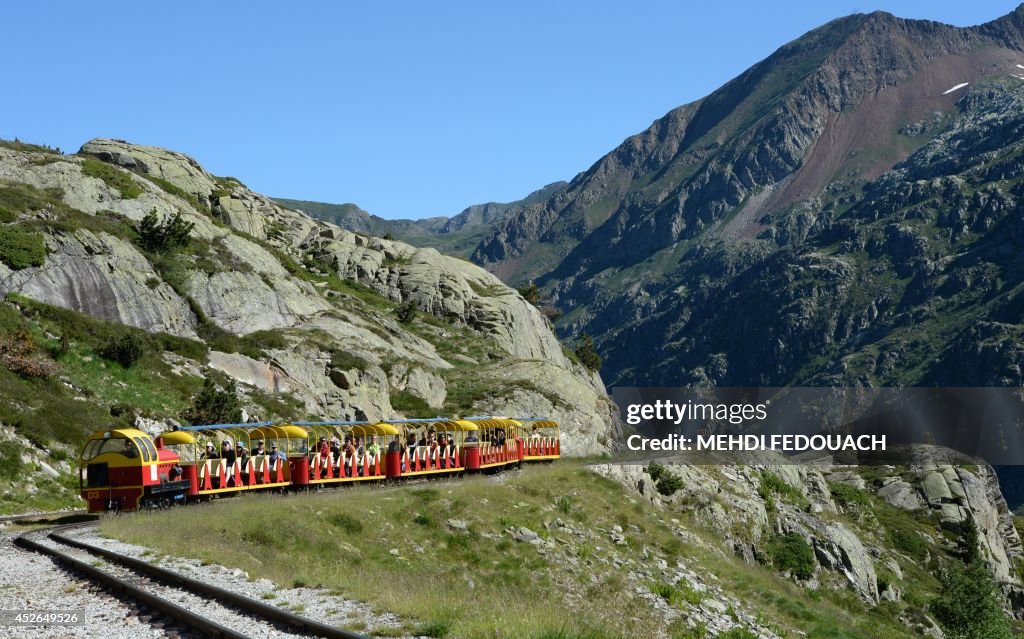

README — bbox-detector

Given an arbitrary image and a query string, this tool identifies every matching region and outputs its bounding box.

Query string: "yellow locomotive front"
[79,428,188,512]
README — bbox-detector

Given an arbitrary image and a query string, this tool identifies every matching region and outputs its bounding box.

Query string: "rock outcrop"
[594,452,1024,616]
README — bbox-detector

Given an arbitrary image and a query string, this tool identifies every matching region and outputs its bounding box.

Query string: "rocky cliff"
[0,138,616,511]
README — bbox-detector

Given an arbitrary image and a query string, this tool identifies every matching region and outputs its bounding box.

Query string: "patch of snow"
[1016,64,1024,69]
[942,82,970,95]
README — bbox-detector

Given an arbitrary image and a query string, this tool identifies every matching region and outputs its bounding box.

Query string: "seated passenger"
[531,426,541,439]
[343,437,356,475]
[251,440,266,456]
[201,442,218,459]
[268,444,283,471]
[465,431,478,443]
[366,435,380,458]
[121,439,138,458]
[387,435,403,453]
[221,440,236,466]
[317,437,330,477]
[236,443,250,467]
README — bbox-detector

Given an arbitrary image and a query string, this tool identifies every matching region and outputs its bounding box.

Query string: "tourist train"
[78,417,560,512]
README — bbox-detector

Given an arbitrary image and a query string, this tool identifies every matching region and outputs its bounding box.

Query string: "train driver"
[121,439,138,458]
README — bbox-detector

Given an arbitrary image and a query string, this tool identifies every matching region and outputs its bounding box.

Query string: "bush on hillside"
[574,334,602,371]
[183,377,241,425]
[767,532,816,580]
[138,208,194,253]
[397,301,417,324]
[931,559,1014,639]
[81,157,143,199]
[100,332,145,368]
[0,226,46,270]
[647,462,685,496]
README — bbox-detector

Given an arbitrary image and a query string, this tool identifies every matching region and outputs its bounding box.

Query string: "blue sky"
[1,2,1018,218]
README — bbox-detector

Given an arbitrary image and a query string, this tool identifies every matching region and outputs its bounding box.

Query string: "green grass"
[102,463,668,639]
[649,579,704,606]
[0,226,46,269]
[0,296,207,454]
[758,470,810,510]
[139,173,209,213]
[80,157,144,199]
[100,461,938,639]
[0,138,62,155]
[390,389,434,418]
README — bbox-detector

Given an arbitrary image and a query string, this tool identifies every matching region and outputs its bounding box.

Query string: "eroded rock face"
[0,230,197,338]
[188,270,330,335]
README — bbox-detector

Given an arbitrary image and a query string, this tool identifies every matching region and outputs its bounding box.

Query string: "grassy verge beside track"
[100,461,938,639]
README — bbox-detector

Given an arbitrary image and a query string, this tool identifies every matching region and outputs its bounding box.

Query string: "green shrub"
[889,526,928,562]
[574,334,602,371]
[329,349,369,371]
[0,226,46,270]
[100,332,145,368]
[649,580,703,606]
[390,389,433,418]
[138,208,194,252]
[183,377,241,425]
[931,559,1014,639]
[647,462,684,496]
[828,481,871,511]
[957,514,980,565]
[396,301,417,323]
[81,157,143,199]
[413,615,454,638]
[767,532,816,580]
[758,470,810,510]
[518,281,541,304]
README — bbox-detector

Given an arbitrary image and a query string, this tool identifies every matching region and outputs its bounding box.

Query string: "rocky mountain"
[464,6,1024,393]
[0,138,614,512]
[276,180,568,258]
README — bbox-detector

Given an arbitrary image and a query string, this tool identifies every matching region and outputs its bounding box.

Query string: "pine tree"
[931,559,1013,639]
[183,378,242,425]
[574,334,602,371]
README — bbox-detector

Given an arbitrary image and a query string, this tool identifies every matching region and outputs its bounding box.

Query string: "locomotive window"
[133,437,152,462]
[137,437,157,461]
[82,437,138,461]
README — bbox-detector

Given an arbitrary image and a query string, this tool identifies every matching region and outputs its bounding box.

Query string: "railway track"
[15,523,369,639]
[0,508,87,525]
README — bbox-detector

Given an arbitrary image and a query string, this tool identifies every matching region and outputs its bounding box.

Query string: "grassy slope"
[100,461,945,639]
